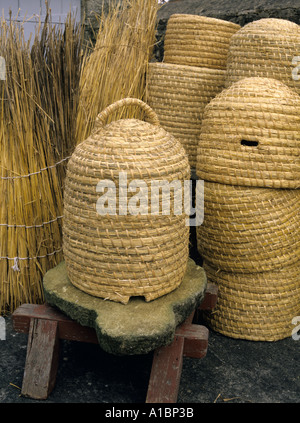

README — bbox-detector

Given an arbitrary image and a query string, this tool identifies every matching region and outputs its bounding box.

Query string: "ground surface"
[1,312,299,404]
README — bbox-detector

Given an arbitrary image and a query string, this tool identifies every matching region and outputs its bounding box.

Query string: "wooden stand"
[12,283,217,402]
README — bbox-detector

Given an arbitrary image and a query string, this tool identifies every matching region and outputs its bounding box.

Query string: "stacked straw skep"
[164,14,241,70]
[0,0,161,315]
[63,98,190,304]
[203,261,300,341]
[147,14,240,169]
[196,77,300,341]
[197,77,300,189]
[147,63,226,169]
[226,18,300,95]
[197,182,300,274]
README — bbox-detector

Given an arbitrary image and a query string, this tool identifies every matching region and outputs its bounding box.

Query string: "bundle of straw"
[0,0,160,314]
[75,0,159,144]
[31,11,85,180]
[0,11,84,314]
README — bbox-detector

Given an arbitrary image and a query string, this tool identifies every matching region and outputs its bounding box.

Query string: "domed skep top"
[196,77,300,188]
[225,18,300,95]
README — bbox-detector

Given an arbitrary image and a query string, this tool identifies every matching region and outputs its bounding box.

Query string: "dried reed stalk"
[0,10,84,314]
[31,10,86,180]
[75,0,159,144]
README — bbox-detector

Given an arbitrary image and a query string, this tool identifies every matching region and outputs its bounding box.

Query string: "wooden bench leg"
[146,335,185,403]
[21,318,60,400]
[146,321,209,403]
[199,282,218,311]
[146,283,217,403]
[177,323,209,359]
[13,283,218,402]
[13,303,99,400]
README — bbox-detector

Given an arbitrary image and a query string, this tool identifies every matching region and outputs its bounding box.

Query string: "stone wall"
[81,0,114,43]
[81,0,300,54]
[155,0,300,61]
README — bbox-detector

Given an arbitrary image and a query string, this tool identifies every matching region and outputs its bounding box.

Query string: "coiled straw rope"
[226,18,300,95]
[164,14,240,70]
[63,98,190,304]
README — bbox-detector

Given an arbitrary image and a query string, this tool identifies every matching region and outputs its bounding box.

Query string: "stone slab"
[43,258,207,355]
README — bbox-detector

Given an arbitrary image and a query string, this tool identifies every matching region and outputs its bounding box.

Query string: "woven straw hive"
[197,77,300,189]
[146,62,226,168]
[226,18,300,95]
[196,77,300,340]
[63,98,190,304]
[146,14,239,169]
[202,261,300,341]
[164,14,240,69]
[197,182,300,273]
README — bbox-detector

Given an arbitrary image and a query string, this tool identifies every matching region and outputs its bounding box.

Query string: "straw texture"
[196,181,300,273]
[0,12,84,315]
[164,14,240,69]
[63,98,190,304]
[202,261,300,341]
[75,0,159,144]
[226,18,300,95]
[196,77,300,188]
[146,62,226,168]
